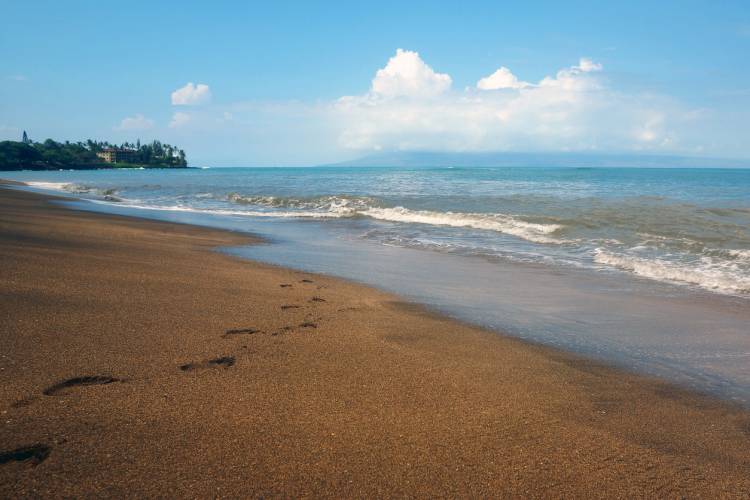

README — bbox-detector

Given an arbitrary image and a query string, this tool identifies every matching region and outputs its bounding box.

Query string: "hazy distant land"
[327,151,750,169]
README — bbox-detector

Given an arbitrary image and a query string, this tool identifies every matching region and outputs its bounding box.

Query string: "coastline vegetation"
[0,132,188,170]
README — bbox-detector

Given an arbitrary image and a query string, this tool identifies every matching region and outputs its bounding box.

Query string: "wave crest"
[226,193,564,243]
[227,193,374,214]
[594,249,750,295]
[26,181,119,199]
[360,207,564,244]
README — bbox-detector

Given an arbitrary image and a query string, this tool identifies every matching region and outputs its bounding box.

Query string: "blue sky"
[2,1,749,165]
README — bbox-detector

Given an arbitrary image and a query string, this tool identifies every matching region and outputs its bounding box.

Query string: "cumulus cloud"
[331,51,691,153]
[577,58,602,73]
[114,114,154,131]
[370,48,452,98]
[169,111,191,128]
[171,82,212,105]
[477,67,530,90]
[538,57,603,91]
[169,50,744,163]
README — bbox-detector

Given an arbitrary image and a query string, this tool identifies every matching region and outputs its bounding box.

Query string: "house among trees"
[96,147,135,163]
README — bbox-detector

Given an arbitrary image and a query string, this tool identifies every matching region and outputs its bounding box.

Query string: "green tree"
[1,136,188,170]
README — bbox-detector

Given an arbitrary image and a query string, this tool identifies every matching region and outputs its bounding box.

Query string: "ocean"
[5,165,750,403]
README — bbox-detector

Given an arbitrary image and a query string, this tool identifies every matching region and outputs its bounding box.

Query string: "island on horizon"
[0,131,188,171]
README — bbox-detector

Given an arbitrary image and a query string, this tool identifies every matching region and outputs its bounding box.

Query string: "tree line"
[0,132,188,170]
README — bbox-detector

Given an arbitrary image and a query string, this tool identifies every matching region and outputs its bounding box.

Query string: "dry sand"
[1,185,749,497]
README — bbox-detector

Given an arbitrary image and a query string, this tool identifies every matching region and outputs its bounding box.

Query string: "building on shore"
[96,148,135,163]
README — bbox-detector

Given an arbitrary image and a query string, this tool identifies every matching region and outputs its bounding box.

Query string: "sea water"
[6,166,750,403]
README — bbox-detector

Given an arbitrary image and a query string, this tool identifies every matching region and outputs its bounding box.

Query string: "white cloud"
[114,114,154,131]
[160,50,748,163]
[576,57,603,73]
[332,53,696,154]
[169,111,191,128]
[538,57,603,91]
[171,82,212,105]
[6,75,28,82]
[477,67,530,90]
[370,48,452,98]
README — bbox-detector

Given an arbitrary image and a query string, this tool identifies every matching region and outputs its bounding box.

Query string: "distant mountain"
[325,151,749,169]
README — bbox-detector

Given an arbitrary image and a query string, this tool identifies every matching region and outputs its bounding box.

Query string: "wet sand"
[1,185,750,497]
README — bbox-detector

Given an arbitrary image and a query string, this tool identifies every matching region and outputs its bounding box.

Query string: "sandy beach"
[1,184,750,497]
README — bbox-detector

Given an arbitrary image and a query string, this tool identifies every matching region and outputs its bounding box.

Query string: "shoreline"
[1,185,750,496]
[0,165,191,172]
[14,179,750,403]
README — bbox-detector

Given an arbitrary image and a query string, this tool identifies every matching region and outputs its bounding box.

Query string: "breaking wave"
[359,207,564,244]
[594,249,750,295]
[225,193,564,243]
[26,181,75,191]
[26,182,121,201]
[20,180,750,297]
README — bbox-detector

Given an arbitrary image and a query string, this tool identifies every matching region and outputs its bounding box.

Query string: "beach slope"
[1,186,749,497]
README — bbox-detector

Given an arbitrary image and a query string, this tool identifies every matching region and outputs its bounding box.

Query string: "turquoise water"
[5,166,750,403]
[8,166,750,296]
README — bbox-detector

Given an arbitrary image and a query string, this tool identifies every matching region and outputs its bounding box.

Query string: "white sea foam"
[227,193,372,213]
[360,207,564,244]
[26,182,121,199]
[25,181,74,191]
[93,200,349,219]
[26,181,94,194]
[594,249,750,295]
[726,249,750,261]
[226,194,567,243]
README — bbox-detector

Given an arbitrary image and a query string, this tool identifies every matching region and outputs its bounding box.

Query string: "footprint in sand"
[280,284,293,288]
[179,356,235,372]
[300,279,314,283]
[309,297,326,303]
[0,444,51,466]
[43,376,121,396]
[223,328,259,337]
[11,397,38,408]
[281,305,301,310]
[337,306,361,312]
[271,326,294,336]
[299,321,317,329]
